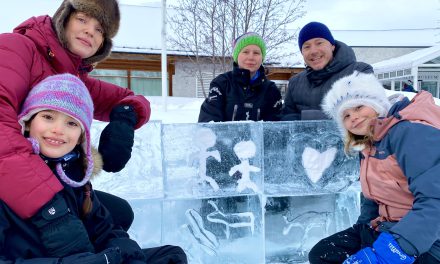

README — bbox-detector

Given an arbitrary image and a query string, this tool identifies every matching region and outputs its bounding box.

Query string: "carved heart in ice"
[301,147,337,184]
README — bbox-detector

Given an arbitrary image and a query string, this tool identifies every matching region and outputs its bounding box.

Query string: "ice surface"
[162,122,264,198]
[161,195,264,264]
[265,194,336,263]
[264,121,359,195]
[335,183,361,232]
[90,120,361,263]
[127,199,163,248]
[264,188,360,263]
[91,121,164,199]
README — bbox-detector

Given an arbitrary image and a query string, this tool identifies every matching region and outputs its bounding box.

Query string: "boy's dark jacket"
[198,63,282,122]
[0,148,144,263]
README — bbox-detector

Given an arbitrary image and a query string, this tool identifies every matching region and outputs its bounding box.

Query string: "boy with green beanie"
[199,32,282,122]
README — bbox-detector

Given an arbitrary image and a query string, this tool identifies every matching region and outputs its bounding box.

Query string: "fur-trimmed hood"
[90,147,103,179]
[52,0,120,65]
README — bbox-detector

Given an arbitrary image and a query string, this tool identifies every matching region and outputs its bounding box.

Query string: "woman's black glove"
[30,193,95,257]
[106,238,146,263]
[99,105,137,172]
[60,247,122,264]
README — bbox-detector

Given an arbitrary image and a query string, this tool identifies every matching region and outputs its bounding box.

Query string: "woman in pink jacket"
[0,0,150,257]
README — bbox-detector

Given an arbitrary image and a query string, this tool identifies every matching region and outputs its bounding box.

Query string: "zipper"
[257,108,261,121]
[232,105,238,121]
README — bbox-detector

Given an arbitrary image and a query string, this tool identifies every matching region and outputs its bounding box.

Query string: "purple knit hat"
[18,74,94,188]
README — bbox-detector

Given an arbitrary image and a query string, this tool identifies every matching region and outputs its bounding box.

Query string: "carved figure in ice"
[302,146,337,184]
[206,200,255,240]
[184,208,219,256]
[193,128,221,191]
[282,211,332,253]
[228,141,260,192]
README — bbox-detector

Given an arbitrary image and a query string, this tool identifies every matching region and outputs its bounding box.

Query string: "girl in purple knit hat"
[0,74,187,264]
[0,0,148,258]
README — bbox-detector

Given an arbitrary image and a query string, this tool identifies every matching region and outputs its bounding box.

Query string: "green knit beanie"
[232,32,267,63]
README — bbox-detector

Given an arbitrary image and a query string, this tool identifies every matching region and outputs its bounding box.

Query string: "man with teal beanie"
[281,21,373,120]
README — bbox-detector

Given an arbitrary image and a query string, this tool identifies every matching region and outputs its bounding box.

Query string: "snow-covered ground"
[148,96,204,123]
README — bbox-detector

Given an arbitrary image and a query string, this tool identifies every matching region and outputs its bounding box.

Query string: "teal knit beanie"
[232,32,266,63]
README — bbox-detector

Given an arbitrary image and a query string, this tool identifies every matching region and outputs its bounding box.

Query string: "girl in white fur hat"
[308,71,440,264]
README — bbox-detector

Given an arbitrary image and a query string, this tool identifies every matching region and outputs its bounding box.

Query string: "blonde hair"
[343,127,374,155]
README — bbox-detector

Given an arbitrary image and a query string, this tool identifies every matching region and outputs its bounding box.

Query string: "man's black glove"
[30,193,95,257]
[99,105,137,172]
[60,247,122,264]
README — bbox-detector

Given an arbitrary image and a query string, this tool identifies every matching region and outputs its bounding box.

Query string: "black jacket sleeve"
[261,82,282,121]
[356,192,379,225]
[198,79,226,122]
[281,77,301,121]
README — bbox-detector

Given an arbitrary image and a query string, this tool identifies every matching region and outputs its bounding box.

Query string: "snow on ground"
[148,96,204,123]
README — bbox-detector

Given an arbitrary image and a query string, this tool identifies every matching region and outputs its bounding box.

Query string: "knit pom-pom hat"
[321,71,391,137]
[232,32,267,63]
[18,74,94,188]
[298,21,335,50]
[52,0,120,65]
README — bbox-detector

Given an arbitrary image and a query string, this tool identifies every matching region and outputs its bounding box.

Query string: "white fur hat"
[321,71,391,136]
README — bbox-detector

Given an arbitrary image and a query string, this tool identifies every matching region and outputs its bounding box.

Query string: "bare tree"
[169,0,306,98]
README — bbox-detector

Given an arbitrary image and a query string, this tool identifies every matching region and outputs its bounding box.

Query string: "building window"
[90,69,128,88]
[421,81,439,98]
[90,69,167,96]
[382,81,392,90]
[395,81,402,91]
[131,71,166,96]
